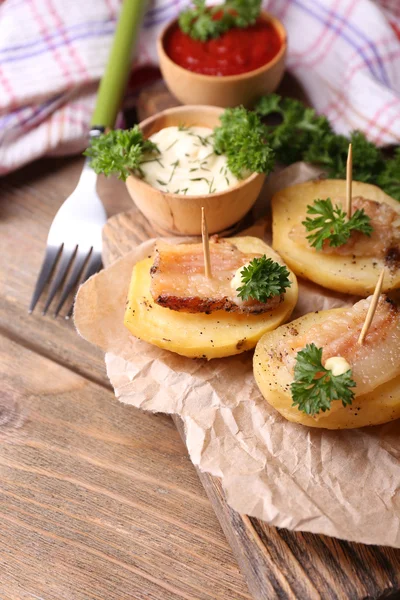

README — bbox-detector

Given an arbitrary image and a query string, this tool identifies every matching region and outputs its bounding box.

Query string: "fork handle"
[91,0,147,130]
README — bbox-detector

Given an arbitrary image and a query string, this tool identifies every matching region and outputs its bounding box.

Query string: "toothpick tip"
[346,143,353,218]
[201,207,212,279]
[358,268,385,345]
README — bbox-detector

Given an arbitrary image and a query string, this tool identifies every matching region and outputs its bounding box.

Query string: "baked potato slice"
[272,179,400,296]
[254,310,400,429]
[124,236,298,359]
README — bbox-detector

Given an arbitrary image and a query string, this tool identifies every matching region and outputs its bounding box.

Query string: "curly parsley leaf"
[229,0,261,26]
[254,94,400,200]
[213,107,275,178]
[179,0,219,41]
[302,198,373,250]
[237,255,292,303]
[305,130,384,182]
[179,0,261,41]
[255,94,332,164]
[291,344,356,416]
[84,127,159,181]
[377,147,400,199]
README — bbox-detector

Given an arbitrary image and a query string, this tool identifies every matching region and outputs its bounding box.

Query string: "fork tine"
[54,248,92,317]
[82,252,103,281]
[29,245,62,314]
[65,302,75,321]
[42,246,77,315]
[64,252,103,320]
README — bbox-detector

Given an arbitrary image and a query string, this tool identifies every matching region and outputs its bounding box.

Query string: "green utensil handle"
[91,0,146,129]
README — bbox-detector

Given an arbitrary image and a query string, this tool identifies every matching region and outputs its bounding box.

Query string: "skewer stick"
[346,143,353,218]
[358,268,385,345]
[201,207,212,278]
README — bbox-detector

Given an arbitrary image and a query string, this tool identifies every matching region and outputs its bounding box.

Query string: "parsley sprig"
[255,94,400,200]
[213,107,275,179]
[179,0,261,41]
[237,256,292,302]
[291,344,356,416]
[255,94,332,165]
[84,127,159,181]
[377,147,400,199]
[302,198,373,250]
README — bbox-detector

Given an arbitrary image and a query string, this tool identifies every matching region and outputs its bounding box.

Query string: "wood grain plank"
[0,334,251,600]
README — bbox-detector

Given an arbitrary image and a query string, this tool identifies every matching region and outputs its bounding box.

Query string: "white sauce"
[230,263,250,294]
[140,126,239,196]
[230,262,253,304]
[324,356,351,376]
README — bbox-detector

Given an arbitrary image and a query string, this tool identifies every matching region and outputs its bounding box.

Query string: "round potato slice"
[124,236,298,359]
[272,179,400,296]
[254,310,400,429]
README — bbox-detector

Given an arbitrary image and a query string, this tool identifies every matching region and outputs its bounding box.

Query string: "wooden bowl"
[126,105,265,236]
[157,12,287,108]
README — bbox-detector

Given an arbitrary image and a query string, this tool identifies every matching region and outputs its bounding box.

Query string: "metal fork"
[29,151,106,318]
[29,0,147,318]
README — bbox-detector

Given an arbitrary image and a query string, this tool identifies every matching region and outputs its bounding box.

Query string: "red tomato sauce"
[165,19,282,77]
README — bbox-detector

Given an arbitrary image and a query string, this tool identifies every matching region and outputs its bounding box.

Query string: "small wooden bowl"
[157,12,287,108]
[126,105,265,236]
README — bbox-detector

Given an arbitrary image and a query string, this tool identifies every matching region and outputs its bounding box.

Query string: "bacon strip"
[279,296,400,396]
[150,238,283,315]
[290,196,400,264]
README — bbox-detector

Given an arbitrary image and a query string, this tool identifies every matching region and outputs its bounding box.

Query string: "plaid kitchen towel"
[1,0,400,175]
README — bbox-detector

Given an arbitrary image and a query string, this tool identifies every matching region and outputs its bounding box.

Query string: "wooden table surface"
[0,157,252,600]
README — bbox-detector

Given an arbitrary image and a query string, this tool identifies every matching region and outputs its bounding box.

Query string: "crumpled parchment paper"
[74,163,400,548]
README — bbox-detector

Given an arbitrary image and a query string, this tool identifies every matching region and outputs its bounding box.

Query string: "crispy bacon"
[279,296,400,395]
[150,238,283,314]
[290,196,400,263]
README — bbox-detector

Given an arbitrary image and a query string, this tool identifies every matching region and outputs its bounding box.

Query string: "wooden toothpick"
[201,207,212,278]
[358,268,385,345]
[346,143,353,218]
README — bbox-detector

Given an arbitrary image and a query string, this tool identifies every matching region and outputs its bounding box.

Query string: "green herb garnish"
[255,94,400,200]
[237,256,291,302]
[84,127,159,181]
[179,0,261,42]
[302,198,373,250]
[255,94,332,165]
[168,159,180,183]
[165,139,178,151]
[213,107,275,179]
[377,148,400,199]
[291,344,356,416]
[190,132,210,146]
[190,176,211,185]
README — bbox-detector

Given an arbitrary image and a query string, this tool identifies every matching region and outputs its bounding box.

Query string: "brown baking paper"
[75,164,400,548]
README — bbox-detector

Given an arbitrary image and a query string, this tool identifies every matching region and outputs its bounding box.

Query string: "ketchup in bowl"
[165,18,282,77]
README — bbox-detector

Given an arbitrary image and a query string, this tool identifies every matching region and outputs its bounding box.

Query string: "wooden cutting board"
[102,206,400,600]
